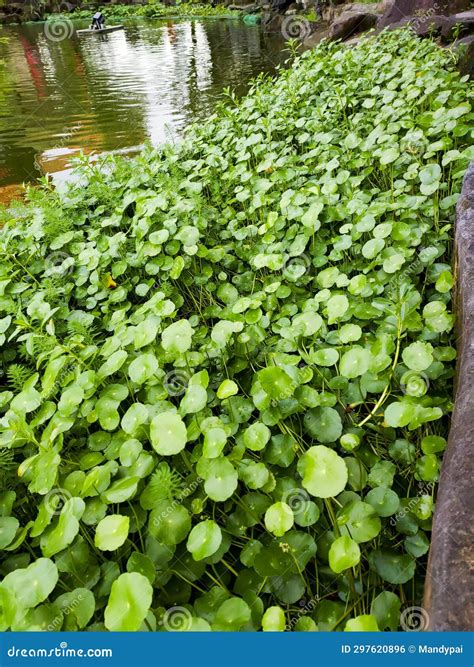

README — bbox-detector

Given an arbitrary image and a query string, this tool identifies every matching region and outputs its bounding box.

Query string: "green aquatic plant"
[0,29,472,632]
[49,3,241,21]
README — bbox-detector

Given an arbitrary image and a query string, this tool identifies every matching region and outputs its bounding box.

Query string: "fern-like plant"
[140,462,184,510]
[6,364,34,392]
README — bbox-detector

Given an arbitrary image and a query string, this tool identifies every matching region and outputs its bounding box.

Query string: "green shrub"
[0,30,472,631]
[48,3,241,21]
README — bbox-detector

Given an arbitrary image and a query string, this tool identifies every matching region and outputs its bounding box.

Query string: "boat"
[76,25,124,35]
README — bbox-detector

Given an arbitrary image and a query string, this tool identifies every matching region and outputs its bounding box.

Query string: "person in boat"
[90,11,105,30]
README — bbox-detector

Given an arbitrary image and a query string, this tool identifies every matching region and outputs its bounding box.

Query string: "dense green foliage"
[51,2,240,21]
[0,31,472,632]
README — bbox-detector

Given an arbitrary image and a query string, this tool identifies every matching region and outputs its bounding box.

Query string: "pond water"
[0,18,286,190]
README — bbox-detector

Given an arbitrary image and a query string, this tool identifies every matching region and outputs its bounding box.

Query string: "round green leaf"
[339,324,362,344]
[312,348,339,367]
[345,614,379,631]
[339,347,371,378]
[370,591,401,631]
[150,412,187,455]
[217,380,238,399]
[203,427,227,458]
[369,550,416,584]
[162,320,194,355]
[338,501,381,543]
[180,385,208,416]
[121,403,148,435]
[262,606,286,631]
[2,558,58,609]
[95,515,129,551]
[366,487,400,517]
[304,407,342,443]
[329,536,360,573]
[149,503,191,546]
[213,597,251,631]
[264,502,294,537]
[187,520,222,561]
[243,422,271,451]
[326,294,349,323]
[128,353,158,384]
[203,457,238,501]
[0,517,19,549]
[104,572,153,631]
[257,367,295,400]
[384,401,416,428]
[402,342,433,372]
[297,446,348,498]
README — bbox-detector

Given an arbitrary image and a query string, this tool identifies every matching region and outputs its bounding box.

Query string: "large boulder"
[378,0,470,29]
[338,2,386,16]
[424,161,474,631]
[387,11,474,43]
[454,35,474,78]
[328,11,378,41]
[261,11,284,32]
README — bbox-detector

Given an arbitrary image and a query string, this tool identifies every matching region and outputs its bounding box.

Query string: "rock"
[328,11,378,41]
[378,0,471,29]
[3,3,24,15]
[302,24,329,48]
[0,12,18,24]
[261,11,284,32]
[338,2,386,16]
[454,35,474,78]
[386,12,474,43]
[442,10,474,40]
[423,161,474,631]
[454,10,474,20]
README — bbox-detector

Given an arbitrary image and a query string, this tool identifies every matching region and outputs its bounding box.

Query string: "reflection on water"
[0,18,286,188]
